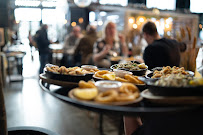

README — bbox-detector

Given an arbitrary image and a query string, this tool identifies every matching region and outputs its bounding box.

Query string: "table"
[49,44,75,66]
[4,44,26,82]
[6,52,26,82]
[39,78,203,135]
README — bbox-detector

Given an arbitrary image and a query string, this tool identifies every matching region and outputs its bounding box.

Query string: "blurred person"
[142,21,186,69]
[74,25,98,65]
[34,24,51,74]
[28,31,36,61]
[63,25,83,50]
[61,25,83,66]
[93,21,128,68]
[124,21,187,135]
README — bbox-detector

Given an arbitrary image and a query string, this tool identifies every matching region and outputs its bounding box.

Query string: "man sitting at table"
[61,25,83,66]
[142,21,186,70]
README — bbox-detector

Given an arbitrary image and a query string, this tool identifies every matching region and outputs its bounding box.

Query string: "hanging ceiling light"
[74,0,92,8]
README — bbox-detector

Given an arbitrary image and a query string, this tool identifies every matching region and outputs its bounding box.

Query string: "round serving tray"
[39,73,78,87]
[39,80,198,116]
[141,89,203,105]
[68,89,143,106]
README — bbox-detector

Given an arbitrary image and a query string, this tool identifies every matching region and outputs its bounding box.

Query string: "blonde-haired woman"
[93,21,128,68]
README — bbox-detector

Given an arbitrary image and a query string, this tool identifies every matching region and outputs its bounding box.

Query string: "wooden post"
[0,55,7,135]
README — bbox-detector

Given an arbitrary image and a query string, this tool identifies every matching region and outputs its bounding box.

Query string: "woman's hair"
[102,21,118,41]
[142,21,158,36]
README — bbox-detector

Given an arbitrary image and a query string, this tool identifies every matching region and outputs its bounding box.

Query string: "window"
[190,0,203,13]
[146,0,176,10]
[99,0,128,6]
[14,8,41,21]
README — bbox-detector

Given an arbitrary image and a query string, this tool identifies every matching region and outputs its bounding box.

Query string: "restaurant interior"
[0,0,203,135]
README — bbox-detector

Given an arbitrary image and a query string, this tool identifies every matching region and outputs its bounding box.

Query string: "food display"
[44,64,96,82]
[154,74,203,87]
[111,61,147,71]
[151,66,189,78]
[154,74,192,87]
[147,73,203,96]
[94,70,144,85]
[70,80,141,105]
[110,61,148,76]
[46,65,98,75]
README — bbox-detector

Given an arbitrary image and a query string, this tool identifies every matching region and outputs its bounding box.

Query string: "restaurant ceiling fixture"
[15,0,41,7]
[71,22,76,27]
[42,1,57,7]
[78,17,84,24]
[74,0,92,8]
[129,17,134,24]
[15,0,57,7]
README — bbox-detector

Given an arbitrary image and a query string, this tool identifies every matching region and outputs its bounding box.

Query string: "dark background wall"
[0,0,9,27]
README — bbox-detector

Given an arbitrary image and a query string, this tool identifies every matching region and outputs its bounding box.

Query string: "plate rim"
[141,89,203,104]
[68,89,143,106]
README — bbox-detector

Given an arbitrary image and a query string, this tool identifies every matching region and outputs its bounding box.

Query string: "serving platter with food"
[110,61,148,76]
[145,73,203,96]
[39,73,78,87]
[68,80,142,106]
[93,70,146,91]
[44,64,98,82]
[146,66,194,79]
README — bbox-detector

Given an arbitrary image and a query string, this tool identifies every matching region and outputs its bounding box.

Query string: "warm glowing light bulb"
[155,21,159,26]
[78,17,84,24]
[98,20,103,26]
[16,20,20,24]
[139,17,144,22]
[64,19,68,24]
[199,24,202,29]
[71,22,76,27]
[133,24,137,29]
[165,24,170,29]
[129,18,134,24]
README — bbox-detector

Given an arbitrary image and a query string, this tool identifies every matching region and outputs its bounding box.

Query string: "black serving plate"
[147,82,203,97]
[44,69,93,83]
[145,67,194,79]
[138,76,203,96]
[110,61,148,76]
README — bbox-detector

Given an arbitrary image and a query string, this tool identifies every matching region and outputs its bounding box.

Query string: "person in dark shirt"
[124,22,189,135]
[142,21,185,69]
[35,24,51,74]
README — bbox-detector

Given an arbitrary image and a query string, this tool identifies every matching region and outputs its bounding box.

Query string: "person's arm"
[93,42,111,62]
[124,116,142,135]
[63,35,70,49]
[119,34,129,56]
[74,38,84,56]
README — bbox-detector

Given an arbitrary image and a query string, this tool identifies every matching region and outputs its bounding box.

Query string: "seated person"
[61,26,83,66]
[74,25,98,65]
[124,21,188,135]
[93,21,128,68]
[142,21,186,70]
